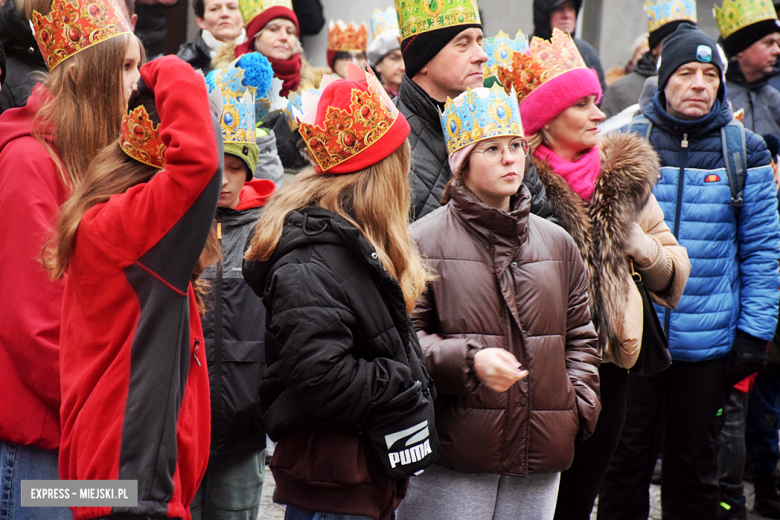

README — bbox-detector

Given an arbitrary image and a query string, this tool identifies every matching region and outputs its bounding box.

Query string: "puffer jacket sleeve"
[637,193,691,309]
[736,132,780,341]
[524,162,555,220]
[411,285,481,397]
[266,261,417,428]
[564,236,602,439]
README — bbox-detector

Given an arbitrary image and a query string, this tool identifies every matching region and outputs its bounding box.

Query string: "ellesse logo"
[384,420,433,469]
[704,174,721,183]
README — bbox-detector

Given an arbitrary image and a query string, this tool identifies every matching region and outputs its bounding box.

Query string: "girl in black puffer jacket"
[242,68,437,520]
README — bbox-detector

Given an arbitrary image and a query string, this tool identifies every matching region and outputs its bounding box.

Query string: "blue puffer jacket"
[637,93,780,362]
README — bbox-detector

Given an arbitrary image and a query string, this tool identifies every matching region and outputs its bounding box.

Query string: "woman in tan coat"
[497,29,691,519]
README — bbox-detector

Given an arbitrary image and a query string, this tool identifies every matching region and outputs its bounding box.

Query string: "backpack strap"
[721,119,747,219]
[627,114,653,141]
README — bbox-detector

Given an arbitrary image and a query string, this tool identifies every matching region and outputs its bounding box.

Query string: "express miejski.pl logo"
[384,420,433,469]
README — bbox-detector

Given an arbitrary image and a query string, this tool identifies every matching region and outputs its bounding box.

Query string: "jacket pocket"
[270,430,375,486]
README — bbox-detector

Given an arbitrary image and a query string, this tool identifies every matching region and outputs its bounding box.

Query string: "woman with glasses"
[397,86,601,520]
[497,29,691,520]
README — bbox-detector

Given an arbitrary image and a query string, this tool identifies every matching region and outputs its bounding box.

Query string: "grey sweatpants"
[395,464,560,520]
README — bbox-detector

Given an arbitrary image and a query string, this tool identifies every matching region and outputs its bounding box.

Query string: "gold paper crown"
[238,0,292,26]
[393,0,481,41]
[496,28,587,104]
[328,20,368,52]
[441,85,524,154]
[645,0,697,34]
[32,0,131,71]
[294,64,400,172]
[714,0,778,39]
[120,106,166,169]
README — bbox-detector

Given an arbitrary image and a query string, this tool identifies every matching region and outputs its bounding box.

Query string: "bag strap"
[627,114,653,141]
[721,119,747,219]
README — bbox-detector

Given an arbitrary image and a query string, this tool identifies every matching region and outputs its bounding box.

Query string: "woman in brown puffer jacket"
[397,86,601,520]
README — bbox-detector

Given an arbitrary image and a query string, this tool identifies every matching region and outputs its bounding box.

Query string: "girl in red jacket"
[0,0,140,517]
[48,56,220,520]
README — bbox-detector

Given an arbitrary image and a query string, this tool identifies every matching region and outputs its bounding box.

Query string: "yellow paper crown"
[32,0,131,71]
[393,0,481,41]
[496,28,587,105]
[714,0,778,39]
[327,20,368,52]
[238,0,292,26]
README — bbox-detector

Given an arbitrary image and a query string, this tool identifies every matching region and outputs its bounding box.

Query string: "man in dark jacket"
[533,0,606,94]
[600,25,780,520]
[716,6,780,518]
[0,0,46,114]
[393,0,552,221]
[600,1,697,119]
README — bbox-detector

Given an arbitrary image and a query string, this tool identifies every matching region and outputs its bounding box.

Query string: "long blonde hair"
[19,0,138,188]
[245,142,431,314]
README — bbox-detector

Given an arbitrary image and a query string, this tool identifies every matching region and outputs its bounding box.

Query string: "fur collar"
[532,132,660,350]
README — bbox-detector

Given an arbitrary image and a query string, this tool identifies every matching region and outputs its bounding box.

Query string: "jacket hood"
[533,0,582,40]
[0,0,44,63]
[644,89,733,137]
[235,178,275,211]
[243,206,386,298]
[0,83,52,150]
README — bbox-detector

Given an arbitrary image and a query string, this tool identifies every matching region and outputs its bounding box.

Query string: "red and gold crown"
[496,28,587,104]
[327,20,368,52]
[119,105,166,169]
[293,64,406,173]
[32,0,132,71]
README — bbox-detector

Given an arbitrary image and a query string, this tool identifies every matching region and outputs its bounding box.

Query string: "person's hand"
[474,348,528,393]
[625,222,657,265]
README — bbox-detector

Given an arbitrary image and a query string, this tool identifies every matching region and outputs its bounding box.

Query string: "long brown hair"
[245,142,431,314]
[20,0,138,189]
[46,96,220,314]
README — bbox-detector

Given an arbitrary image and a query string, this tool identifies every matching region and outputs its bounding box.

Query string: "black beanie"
[722,18,780,57]
[401,23,481,79]
[649,20,696,51]
[658,24,723,93]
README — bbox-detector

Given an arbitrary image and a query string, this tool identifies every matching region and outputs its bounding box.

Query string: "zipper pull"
[193,339,202,367]
[681,133,688,148]
[217,222,222,240]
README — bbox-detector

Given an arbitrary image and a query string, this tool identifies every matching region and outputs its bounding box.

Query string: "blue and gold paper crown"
[644,0,697,34]
[440,84,523,154]
[371,6,399,36]
[208,53,274,144]
[483,30,529,83]
[283,84,324,131]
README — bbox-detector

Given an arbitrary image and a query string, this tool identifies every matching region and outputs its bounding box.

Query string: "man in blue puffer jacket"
[600,25,780,520]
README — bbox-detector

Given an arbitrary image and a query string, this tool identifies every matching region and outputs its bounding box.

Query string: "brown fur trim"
[532,132,661,351]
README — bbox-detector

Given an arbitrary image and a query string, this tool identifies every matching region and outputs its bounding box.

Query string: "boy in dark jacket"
[192,53,276,520]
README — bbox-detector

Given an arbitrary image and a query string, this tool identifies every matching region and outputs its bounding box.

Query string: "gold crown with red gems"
[120,106,167,169]
[293,64,400,172]
[32,0,132,71]
[327,20,368,52]
[496,28,587,104]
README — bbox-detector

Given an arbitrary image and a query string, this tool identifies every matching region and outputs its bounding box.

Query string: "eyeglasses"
[471,138,529,163]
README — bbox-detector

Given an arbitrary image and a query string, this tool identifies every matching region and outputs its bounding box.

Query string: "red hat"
[295,64,410,174]
[236,6,300,57]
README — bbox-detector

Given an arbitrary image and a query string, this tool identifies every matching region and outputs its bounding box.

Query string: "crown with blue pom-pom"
[209,53,274,144]
[440,84,523,154]
[483,30,528,84]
